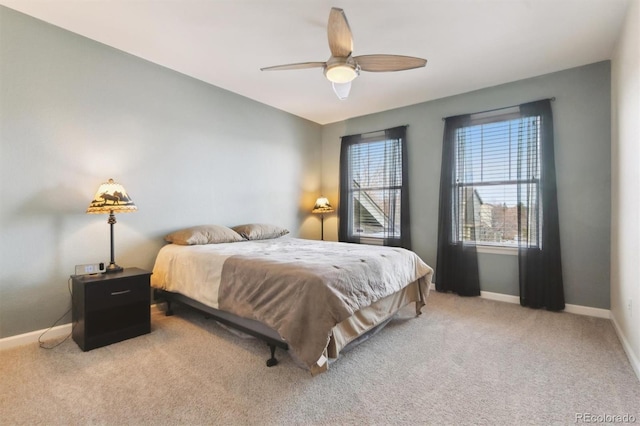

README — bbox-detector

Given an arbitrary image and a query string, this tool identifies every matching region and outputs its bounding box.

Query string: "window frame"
[338,125,410,248]
[344,132,403,241]
[451,109,543,249]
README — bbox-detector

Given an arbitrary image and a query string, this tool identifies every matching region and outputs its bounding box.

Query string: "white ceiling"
[1,0,630,124]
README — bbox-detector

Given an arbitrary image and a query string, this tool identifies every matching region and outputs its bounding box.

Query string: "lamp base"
[105,263,123,274]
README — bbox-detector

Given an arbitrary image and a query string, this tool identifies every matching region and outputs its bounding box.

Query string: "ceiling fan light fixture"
[332,82,351,100]
[260,7,427,98]
[324,63,359,84]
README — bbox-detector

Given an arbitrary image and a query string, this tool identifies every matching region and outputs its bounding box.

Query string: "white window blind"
[347,133,402,239]
[453,111,542,247]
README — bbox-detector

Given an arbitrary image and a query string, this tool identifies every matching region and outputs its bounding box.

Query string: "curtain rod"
[441,97,556,121]
[343,124,409,139]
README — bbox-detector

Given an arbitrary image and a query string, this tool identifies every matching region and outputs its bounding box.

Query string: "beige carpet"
[1,292,638,425]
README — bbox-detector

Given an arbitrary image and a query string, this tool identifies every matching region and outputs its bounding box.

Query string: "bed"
[151,224,433,375]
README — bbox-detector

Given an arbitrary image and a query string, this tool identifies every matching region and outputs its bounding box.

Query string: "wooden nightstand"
[72,267,152,351]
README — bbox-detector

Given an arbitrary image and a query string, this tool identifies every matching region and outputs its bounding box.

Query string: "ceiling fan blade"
[332,81,351,100]
[260,62,326,71]
[354,55,427,72]
[327,7,353,57]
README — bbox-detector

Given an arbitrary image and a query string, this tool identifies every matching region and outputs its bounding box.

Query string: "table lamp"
[312,196,334,241]
[86,178,137,273]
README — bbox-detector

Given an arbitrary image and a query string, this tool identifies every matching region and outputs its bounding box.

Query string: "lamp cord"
[38,278,74,349]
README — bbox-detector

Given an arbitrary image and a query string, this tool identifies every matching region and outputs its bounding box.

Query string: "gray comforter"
[217,238,433,370]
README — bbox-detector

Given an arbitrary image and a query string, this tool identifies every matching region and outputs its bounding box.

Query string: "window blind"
[347,134,402,239]
[453,111,541,247]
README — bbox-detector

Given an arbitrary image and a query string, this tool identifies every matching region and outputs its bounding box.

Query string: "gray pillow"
[165,224,244,245]
[231,223,289,240]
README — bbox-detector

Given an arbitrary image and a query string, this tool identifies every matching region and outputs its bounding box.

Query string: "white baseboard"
[610,313,640,382]
[0,304,164,351]
[479,290,611,319]
[479,290,520,305]
[564,303,611,319]
[0,323,72,351]
[430,284,611,319]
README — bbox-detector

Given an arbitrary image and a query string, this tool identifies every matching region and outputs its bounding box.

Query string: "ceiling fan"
[260,7,427,100]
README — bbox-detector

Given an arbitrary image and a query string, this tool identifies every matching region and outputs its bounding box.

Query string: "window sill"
[354,237,384,246]
[476,245,518,256]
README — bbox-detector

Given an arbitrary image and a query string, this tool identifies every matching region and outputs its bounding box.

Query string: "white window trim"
[476,244,518,256]
[358,236,384,246]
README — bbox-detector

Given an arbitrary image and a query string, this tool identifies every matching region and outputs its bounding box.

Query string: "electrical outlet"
[628,299,633,318]
[74,263,106,276]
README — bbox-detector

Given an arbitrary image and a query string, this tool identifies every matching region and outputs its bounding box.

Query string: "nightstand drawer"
[85,277,149,310]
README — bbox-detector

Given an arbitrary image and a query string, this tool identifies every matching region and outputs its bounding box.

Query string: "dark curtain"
[386,126,412,249]
[338,126,411,249]
[435,115,481,296]
[339,133,362,244]
[517,99,565,310]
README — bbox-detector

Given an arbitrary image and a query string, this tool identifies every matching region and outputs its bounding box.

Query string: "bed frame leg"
[266,344,279,367]
[165,300,174,316]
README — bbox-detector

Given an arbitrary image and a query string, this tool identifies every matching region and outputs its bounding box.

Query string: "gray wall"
[321,61,611,309]
[0,7,322,338]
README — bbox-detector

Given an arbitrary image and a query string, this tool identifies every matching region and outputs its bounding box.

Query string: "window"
[339,126,411,248]
[437,99,563,307]
[348,135,401,238]
[453,108,541,247]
